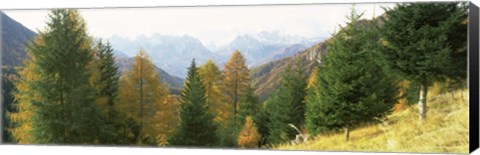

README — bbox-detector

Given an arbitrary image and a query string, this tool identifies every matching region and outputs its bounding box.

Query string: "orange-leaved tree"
[237,116,261,148]
[117,49,168,145]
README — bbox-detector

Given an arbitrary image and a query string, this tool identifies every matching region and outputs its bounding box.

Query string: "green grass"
[276,90,469,154]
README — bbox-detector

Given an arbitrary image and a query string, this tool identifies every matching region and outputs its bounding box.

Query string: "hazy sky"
[3,3,395,46]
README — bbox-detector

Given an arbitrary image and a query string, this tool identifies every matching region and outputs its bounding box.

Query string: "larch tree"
[198,59,229,123]
[223,50,250,124]
[305,10,398,141]
[156,95,180,145]
[2,66,18,143]
[117,49,168,145]
[168,59,218,146]
[380,2,468,121]
[237,116,261,148]
[9,9,103,144]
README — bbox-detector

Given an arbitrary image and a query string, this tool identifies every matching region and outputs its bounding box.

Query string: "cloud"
[3,3,395,46]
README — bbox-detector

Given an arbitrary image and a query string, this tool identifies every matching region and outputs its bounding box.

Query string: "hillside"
[250,40,328,101]
[250,18,381,101]
[115,57,184,89]
[0,11,36,66]
[276,90,469,154]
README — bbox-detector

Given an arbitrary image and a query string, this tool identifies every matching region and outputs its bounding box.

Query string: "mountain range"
[1,11,183,89]
[2,10,329,97]
[109,31,324,78]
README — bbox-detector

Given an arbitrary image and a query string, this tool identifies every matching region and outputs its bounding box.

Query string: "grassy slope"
[276,90,469,154]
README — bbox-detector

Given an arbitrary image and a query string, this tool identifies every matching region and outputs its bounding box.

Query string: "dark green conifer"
[305,10,398,141]
[169,59,218,146]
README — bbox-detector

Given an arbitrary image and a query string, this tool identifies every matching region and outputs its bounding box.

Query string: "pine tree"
[380,2,468,121]
[305,10,398,141]
[252,100,271,147]
[223,50,250,123]
[91,39,129,144]
[117,49,167,145]
[169,59,218,146]
[9,9,103,144]
[238,85,259,126]
[265,61,308,145]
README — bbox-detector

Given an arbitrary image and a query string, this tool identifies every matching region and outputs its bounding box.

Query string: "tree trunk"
[418,83,428,122]
[344,127,350,142]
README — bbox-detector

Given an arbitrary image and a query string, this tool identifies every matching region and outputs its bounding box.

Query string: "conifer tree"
[94,40,119,121]
[265,61,307,145]
[10,9,103,144]
[380,3,467,121]
[199,60,229,123]
[117,49,167,145]
[223,50,250,123]
[92,39,128,144]
[169,59,218,146]
[252,100,271,147]
[2,66,18,143]
[237,116,261,148]
[238,85,259,126]
[305,11,398,141]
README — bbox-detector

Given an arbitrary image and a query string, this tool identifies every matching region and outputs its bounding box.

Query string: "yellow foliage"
[223,50,250,118]
[155,95,180,145]
[307,67,318,89]
[393,80,410,112]
[199,60,230,123]
[8,37,45,144]
[237,116,261,148]
[117,49,169,142]
[277,90,469,154]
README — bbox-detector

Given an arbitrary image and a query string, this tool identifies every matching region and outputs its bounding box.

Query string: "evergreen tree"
[10,9,103,144]
[252,100,271,147]
[92,39,128,144]
[169,59,218,147]
[238,85,259,126]
[117,49,168,145]
[265,61,307,145]
[380,2,468,121]
[305,11,398,141]
[94,40,119,121]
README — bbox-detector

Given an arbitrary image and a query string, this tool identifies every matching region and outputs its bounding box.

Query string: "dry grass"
[276,90,469,154]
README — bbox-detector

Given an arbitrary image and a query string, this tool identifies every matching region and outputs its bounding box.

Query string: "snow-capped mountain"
[215,35,284,65]
[215,31,325,66]
[109,33,223,78]
[109,31,325,78]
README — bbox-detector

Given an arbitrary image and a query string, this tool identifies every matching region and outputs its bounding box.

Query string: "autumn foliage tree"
[117,49,168,145]
[199,59,229,123]
[237,116,261,148]
[223,50,250,124]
